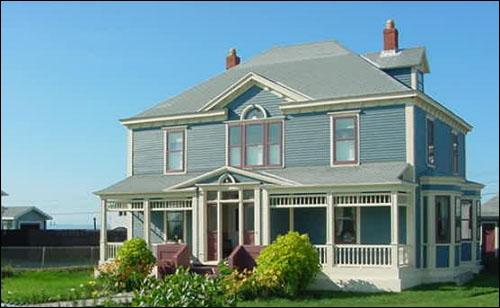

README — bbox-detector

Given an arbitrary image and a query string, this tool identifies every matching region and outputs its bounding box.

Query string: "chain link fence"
[1,246,99,268]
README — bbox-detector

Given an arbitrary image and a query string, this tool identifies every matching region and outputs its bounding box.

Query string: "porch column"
[326,192,334,266]
[192,194,199,258]
[99,199,107,263]
[198,190,206,262]
[217,191,223,262]
[143,200,150,247]
[391,192,399,267]
[238,189,244,245]
[254,188,261,245]
[262,189,270,245]
[127,202,133,240]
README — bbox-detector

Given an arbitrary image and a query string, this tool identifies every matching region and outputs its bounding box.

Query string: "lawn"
[1,267,95,304]
[239,273,499,307]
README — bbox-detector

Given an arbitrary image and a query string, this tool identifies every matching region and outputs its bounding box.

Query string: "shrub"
[253,231,320,297]
[131,267,234,307]
[1,265,15,278]
[221,267,257,301]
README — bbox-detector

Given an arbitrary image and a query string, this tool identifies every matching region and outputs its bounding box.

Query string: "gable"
[227,85,285,120]
[17,210,49,222]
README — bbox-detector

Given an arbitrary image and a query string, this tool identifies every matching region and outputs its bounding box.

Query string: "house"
[481,194,499,258]
[95,20,484,292]
[1,206,53,230]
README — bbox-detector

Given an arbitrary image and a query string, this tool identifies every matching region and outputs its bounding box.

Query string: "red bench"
[155,243,190,278]
[227,245,266,271]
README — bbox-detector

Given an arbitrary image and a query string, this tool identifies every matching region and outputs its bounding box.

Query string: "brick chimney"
[226,48,240,70]
[383,19,399,51]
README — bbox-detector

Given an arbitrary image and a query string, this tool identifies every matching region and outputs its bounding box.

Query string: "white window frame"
[163,126,188,175]
[451,130,459,175]
[425,115,436,168]
[329,110,360,167]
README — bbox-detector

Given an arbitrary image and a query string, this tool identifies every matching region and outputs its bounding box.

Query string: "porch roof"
[95,162,411,196]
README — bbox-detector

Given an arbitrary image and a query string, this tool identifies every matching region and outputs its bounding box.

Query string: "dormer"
[363,19,430,92]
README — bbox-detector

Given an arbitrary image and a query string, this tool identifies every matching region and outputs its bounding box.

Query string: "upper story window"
[228,105,283,168]
[435,195,451,244]
[164,128,186,173]
[426,117,435,167]
[451,132,459,174]
[331,114,359,165]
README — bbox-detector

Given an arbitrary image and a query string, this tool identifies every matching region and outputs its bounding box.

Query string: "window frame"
[226,119,284,169]
[330,112,360,166]
[461,199,473,241]
[435,195,451,244]
[426,116,436,168]
[451,131,459,175]
[163,127,187,174]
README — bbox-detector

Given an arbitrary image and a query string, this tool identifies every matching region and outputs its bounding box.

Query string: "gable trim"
[198,72,313,112]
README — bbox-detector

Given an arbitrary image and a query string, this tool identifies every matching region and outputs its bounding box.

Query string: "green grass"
[238,273,499,307]
[1,267,95,304]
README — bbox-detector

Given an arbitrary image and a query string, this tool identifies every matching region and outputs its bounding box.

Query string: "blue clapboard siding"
[294,208,326,245]
[359,105,406,162]
[227,85,284,120]
[414,106,466,177]
[187,123,225,172]
[436,246,450,268]
[383,68,412,88]
[360,207,391,244]
[133,128,163,175]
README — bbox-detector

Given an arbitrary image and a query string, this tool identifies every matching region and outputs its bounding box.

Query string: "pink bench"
[155,243,190,277]
[227,245,266,271]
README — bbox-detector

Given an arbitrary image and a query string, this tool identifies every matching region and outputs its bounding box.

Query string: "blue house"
[95,20,483,291]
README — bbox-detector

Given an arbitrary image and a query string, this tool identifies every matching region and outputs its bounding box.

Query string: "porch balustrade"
[106,242,124,260]
[332,244,410,267]
[314,245,328,265]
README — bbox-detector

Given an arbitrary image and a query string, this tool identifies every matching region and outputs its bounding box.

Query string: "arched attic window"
[240,104,268,121]
[218,173,237,184]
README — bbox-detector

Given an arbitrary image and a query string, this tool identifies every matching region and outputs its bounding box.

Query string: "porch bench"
[155,243,190,278]
[227,245,266,271]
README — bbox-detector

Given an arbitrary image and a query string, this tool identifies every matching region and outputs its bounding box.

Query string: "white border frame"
[163,126,188,175]
[329,111,361,167]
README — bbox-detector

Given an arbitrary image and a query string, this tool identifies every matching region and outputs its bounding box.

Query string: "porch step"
[190,265,217,276]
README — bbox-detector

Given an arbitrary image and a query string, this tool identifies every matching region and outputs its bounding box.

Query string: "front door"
[207,204,218,261]
[223,203,239,258]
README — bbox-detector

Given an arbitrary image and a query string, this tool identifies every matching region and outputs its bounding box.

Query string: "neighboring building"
[481,194,499,257]
[1,206,53,230]
[95,20,484,291]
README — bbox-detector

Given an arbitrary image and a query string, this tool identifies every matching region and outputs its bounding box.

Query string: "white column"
[238,189,244,245]
[262,189,270,245]
[327,192,334,267]
[99,199,107,263]
[127,202,133,240]
[143,200,150,247]
[217,191,223,262]
[191,194,199,258]
[391,192,399,267]
[407,190,415,266]
[198,190,206,262]
[254,188,261,245]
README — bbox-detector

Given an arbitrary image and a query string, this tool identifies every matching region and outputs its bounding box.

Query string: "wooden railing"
[106,242,124,260]
[334,245,393,267]
[315,245,328,265]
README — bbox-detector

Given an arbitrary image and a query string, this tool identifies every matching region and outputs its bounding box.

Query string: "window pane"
[229,147,241,166]
[245,108,265,119]
[335,140,355,161]
[244,203,254,231]
[268,123,281,144]
[229,126,241,146]
[243,190,254,200]
[222,191,239,200]
[435,196,450,243]
[166,212,183,241]
[168,132,184,151]
[168,151,183,170]
[207,191,217,201]
[207,205,217,232]
[246,145,264,165]
[269,144,281,165]
[246,124,263,144]
[335,207,356,244]
[335,118,355,139]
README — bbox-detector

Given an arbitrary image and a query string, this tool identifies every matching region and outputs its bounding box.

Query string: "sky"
[1,1,499,228]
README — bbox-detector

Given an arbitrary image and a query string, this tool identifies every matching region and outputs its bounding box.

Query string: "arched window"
[240,104,268,120]
[218,173,237,184]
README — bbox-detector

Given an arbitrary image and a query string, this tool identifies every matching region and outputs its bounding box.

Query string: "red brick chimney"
[383,19,399,51]
[226,48,240,70]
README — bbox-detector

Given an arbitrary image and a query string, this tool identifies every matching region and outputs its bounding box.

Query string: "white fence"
[106,242,124,260]
[1,246,99,268]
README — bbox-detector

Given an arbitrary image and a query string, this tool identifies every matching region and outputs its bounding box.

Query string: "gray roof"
[363,47,429,72]
[482,195,499,218]
[96,162,411,196]
[2,206,53,220]
[124,41,411,120]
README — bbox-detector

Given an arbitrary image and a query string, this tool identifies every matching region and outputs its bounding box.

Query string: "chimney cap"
[385,19,395,29]
[228,48,237,55]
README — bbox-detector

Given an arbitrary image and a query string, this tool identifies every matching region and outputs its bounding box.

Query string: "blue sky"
[1,2,498,227]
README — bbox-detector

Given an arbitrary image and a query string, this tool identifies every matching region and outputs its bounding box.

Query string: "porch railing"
[106,242,124,260]
[334,245,393,267]
[314,245,328,265]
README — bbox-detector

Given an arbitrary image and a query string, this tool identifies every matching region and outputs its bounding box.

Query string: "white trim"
[240,104,268,120]
[329,113,360,167]
[163,127,188,175]
[127,129,133,177]
[327,110,361,117]
[405,104,415,168]
[198,72,312,112]
[120,110,227,127]
[425,115,435,168]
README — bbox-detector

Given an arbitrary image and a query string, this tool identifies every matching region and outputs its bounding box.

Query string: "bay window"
[228,121,282,168]
[332,116,358,165]
[164,128,185,173]
[435,196,450,244]
[461,200,472,240]
[455,197,461,243]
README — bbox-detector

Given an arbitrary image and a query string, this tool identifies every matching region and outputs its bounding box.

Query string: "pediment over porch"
[166,166,300,191]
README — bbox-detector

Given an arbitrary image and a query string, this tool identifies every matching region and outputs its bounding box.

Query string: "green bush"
[131,267,235,307]
[1,265,15,278]
[96,238,156,292]
[253,231,320,297]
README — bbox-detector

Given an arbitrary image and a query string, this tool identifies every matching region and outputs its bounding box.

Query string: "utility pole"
[93,217,97,230]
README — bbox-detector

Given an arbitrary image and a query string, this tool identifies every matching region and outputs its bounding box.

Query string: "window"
[461,200,472,240]
[244,203,254,232]
[452,132,459,174]
[228,121,282,168]
[426,118,435,166]
[455,197,461,243]
[166,212,184,242]
[335,207,357,244]
[164,129,185,173]
[417,70,424,92]
[332,116,358,165]
[435,196,450,244]
[423,196,428,244]
[476,200,481,241]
